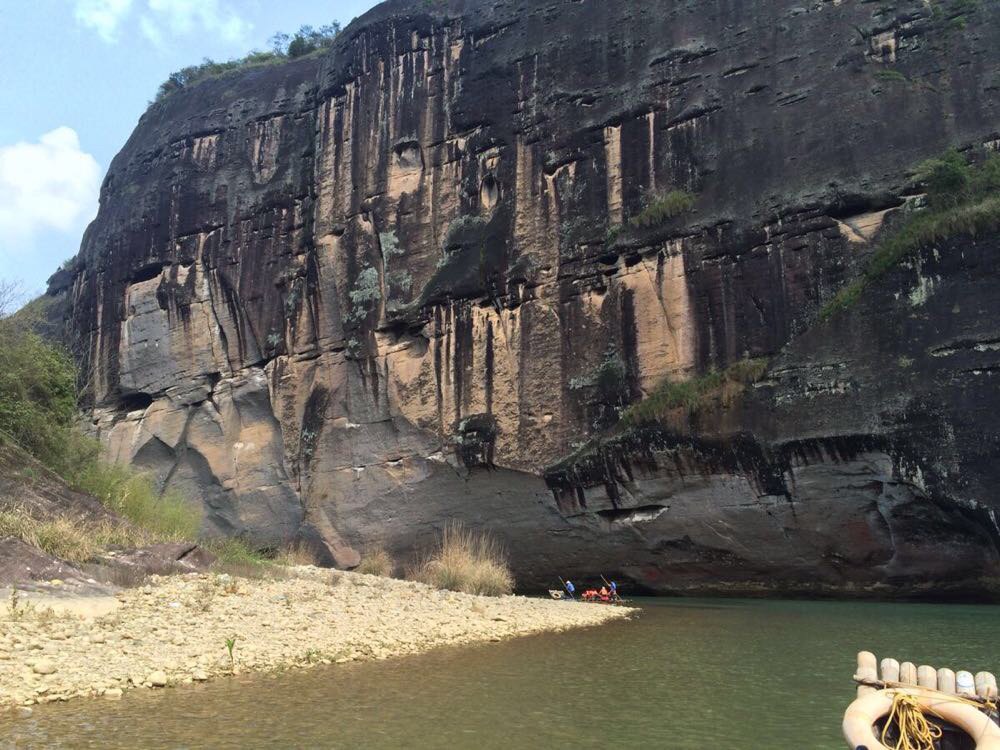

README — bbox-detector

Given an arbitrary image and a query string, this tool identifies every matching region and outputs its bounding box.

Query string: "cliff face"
[53,0,1000,595]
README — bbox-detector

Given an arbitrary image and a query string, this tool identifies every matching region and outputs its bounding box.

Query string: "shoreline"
[0,568,632,712]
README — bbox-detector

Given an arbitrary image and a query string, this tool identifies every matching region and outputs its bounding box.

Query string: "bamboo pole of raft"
[881,658,901,684]
[857,652,879,696]
[855,653,999,705]
[938,668,957,694]
[957,670,977,697]
[976,672,999,700]
[918,665,938,690]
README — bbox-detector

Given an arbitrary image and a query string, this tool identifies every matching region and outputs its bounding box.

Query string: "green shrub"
[914,149,971,208]
[0,298,77,468]
[73,461,201,541]
[972,152,1000,195]
[630,190,696,228]
[205,537,270,567]
[408,523,514,596]
[820,150,1000,321]
[620,358,769,427]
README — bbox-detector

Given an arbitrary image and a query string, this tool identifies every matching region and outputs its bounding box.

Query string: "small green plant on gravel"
[225,636,238,672]
[304,648,322,664]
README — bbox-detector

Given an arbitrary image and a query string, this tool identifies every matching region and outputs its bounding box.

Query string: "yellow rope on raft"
[881,690,999,750]
[881,692,942,750]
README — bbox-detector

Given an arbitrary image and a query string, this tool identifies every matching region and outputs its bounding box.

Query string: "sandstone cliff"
[50,0,1000,596]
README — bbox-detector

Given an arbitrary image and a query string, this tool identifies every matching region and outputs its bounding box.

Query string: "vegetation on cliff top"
[820,148,1000,320]
[155,22,341,101]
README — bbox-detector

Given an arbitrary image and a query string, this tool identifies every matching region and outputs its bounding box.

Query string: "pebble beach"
[0,569,631,713]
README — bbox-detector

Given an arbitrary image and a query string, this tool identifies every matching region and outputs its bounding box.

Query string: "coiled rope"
[880,690,999,750]
[881,692,942,750]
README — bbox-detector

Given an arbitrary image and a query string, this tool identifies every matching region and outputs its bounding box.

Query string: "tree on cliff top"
[269,23,342,59]
[155,22,342,102]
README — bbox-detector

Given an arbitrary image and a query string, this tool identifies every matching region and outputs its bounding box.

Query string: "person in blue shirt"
[564,579,575,599]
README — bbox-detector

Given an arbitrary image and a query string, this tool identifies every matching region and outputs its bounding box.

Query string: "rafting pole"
[600,575,621,602]
[558,576,575,600]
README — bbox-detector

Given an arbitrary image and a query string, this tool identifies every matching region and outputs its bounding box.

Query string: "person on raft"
[598,586,610,602]
[564,580,575,599]
[609,581,618,600]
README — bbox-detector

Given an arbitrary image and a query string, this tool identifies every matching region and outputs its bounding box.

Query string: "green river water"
[3,598,999,749]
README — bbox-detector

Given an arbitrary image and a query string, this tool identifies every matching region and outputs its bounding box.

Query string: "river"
[4,597,999,749]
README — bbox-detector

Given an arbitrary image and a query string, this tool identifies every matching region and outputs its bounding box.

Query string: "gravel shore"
[0,568,631,711]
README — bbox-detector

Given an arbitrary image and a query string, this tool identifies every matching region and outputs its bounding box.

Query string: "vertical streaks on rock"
[49,0,1000,594]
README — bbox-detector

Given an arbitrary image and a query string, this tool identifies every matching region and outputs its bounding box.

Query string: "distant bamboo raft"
[854,651,999,701]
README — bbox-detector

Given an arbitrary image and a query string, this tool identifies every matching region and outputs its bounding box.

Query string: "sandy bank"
[0,568,631,710]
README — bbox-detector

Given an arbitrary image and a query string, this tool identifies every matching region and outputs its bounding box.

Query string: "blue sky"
[0,0,379,299]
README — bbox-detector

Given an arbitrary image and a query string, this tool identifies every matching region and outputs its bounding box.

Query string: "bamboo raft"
[845,651,1000,749]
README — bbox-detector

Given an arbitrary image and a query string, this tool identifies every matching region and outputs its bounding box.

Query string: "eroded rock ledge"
[48,0,1000,596]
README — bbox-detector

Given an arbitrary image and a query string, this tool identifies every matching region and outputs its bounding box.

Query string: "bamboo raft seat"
[845,651,1000,750]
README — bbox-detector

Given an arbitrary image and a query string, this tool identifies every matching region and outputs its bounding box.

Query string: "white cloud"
[142,0,251,46]
[0,128,101,244]
[74,0,134,43]
[138,15,164,47]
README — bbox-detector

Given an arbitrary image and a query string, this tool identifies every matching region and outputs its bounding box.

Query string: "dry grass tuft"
[356,546,395,577]
[408,524,514,596]
[272,542,321,567]
[0,506,182,565]
[0,508,98,564]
